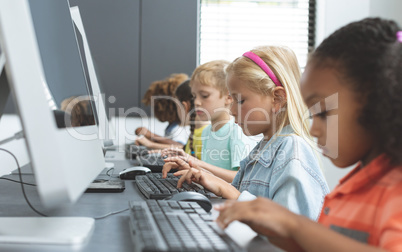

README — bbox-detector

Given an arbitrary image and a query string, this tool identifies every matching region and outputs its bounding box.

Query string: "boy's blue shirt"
[233,125,330,221]
[201,119,257,170]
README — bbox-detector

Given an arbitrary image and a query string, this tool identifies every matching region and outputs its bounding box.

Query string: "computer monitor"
[69,6,116,148]
[0,0,105,245]
[0,51,9,122]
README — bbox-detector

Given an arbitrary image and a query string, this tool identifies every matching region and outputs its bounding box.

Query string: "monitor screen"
[28,0,96,128]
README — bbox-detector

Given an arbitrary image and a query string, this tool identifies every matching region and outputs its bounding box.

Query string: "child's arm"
[175,165,241,199]
[162,154,237,182]
[193,161,237,183]
[135,136,183,150]
[216,198,387,252]
[135,127,183,146]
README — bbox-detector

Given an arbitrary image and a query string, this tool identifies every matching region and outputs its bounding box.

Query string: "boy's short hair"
[190,60,230,96]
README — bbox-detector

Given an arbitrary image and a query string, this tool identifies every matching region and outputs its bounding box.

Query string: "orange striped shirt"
[318,154,402,251]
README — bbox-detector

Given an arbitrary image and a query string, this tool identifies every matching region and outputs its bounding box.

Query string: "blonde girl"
[175,46,329,220]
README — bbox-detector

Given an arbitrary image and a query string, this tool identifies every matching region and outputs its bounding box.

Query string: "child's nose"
[194,97,201,106]
[230,102,237,116]
[309,118,321,138]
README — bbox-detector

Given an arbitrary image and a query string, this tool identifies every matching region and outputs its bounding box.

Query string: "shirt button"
[324,207,330,215]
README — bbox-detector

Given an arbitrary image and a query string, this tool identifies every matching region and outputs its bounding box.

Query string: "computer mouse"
[118,166,151,180]
[165,191,212,212]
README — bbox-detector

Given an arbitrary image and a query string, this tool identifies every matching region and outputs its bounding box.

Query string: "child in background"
[174,80,209,160]
[60,95,95,127]
[174,46,329,221]
[162,60,257,183]
[135,73,190,149]
[216,18,402,251]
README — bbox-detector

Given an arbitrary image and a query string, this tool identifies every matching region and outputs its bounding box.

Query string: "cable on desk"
[106,167,119,178]
[1,148,128,220]
[94,207,129,220]
[0,177,36,186]
[0,148,47,217]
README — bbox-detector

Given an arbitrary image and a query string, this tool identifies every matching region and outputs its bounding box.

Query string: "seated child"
[60,95,95,127]
[162,60,258,183]
[215,18,402,251]
[135,73,190,149]
[173,46,329,221]
[174,80,209,160]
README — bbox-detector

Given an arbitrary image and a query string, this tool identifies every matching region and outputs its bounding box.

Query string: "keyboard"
[136,173,211,199]
[129,200,244,252]
[125,144,149,159]
[136,154,166,172]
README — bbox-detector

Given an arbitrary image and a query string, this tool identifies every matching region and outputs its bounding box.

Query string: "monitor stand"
[0,217,94,245]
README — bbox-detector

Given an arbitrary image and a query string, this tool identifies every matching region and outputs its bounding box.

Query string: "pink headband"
[397,31,402,42]
[243,51,282,87]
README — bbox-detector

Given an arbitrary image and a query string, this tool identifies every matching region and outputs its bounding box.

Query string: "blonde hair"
[190,60,230,96]
[226,46,311,141]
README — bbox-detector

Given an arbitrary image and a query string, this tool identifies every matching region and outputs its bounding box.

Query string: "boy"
[163,60,257,183]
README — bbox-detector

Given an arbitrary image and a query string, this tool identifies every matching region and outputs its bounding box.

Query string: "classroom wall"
[69,0,199,115]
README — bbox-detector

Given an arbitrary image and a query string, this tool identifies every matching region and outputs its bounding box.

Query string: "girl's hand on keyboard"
[162,156,196,178]
[160,147,188,159]
[215,197,303,251]
[175,168,222,196]
[174,159,231,197]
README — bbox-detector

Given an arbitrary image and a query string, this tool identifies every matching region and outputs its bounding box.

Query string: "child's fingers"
[184,169,194,185]
[214,200,236,211]
[162,162,178,178]
[176,170,189,188]
[216,201,247,229]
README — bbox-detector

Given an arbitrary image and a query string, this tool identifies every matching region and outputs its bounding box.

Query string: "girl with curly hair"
[216,18,402,252]
[135,73,190,149]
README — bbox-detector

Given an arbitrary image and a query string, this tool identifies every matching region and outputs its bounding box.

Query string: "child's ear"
[272,87,287,112]
[224,93,233,106]
[182,101,191,113]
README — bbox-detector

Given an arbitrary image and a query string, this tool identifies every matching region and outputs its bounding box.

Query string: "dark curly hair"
[142,73,188,123]
[309,17,402,165]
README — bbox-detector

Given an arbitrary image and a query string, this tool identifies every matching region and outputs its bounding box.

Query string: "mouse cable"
[94,207,129,220]
[0,148,47,217]
[105,167,119,178]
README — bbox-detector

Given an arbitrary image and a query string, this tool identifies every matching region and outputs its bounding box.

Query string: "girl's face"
[176,101,191,126]
[300,65,374,168]
[227,73,276,137]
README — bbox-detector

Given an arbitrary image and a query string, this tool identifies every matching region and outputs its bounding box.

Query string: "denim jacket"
[232,125,329,221]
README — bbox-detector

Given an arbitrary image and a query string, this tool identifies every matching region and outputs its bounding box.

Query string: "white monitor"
[0,0,105,245]
[70,6,117,148]
[0,52,8,122]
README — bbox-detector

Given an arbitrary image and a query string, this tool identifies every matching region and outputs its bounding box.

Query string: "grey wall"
[69,0,199,115]
[4,0,199,116]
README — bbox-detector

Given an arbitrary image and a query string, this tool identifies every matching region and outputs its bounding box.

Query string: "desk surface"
[0,155,281,252]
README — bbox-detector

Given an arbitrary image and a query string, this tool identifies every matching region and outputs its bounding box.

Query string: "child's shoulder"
[277,132,312,150]
[381,165,402,187]
[275,133,317,162]
[377,165,402,213]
